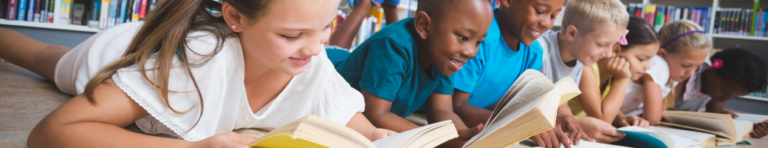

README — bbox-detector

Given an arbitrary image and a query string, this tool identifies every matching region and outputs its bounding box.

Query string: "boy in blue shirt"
[448,0,595,147]
[330,0,494,144]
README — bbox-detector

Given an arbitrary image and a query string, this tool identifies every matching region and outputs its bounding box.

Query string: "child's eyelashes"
[282,34,301,40]
[457,35,469,42]
[535,9,544,14]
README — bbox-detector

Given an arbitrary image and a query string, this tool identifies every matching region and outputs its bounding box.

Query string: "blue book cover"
[25,0,33,21]
[107,0,117,27]
[17,0,26,20]
[117,0,127,24]
[613,131,669,148]
[764,10,767,37]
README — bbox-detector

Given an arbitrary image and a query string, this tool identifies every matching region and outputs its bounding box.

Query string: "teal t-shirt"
[332,18,454,117]
[453,10,544,108]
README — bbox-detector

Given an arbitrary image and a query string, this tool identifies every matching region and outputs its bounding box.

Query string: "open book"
[617,126,708,148]
[660,111,754,146]
[248,115,458,148]
[463,70,582,148]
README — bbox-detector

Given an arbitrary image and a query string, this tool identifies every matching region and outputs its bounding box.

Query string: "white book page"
[532,140,631,148]
[735,113,768,123]
[649,126,715,144]
[373,120,453,148]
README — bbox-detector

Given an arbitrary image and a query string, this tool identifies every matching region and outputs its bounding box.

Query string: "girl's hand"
[750,122,768,138]
[193,132,258,148]
[369,128,398,141]
[619,115,650,128]
[576,116,625,143]
[606,57,631,79]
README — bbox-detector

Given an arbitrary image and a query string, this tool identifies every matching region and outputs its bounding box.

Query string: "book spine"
[39,0,47,22]
[106,0,115,27]
[145,0,154,18]
[655,5,665,28]
[705,7,711,32]
[635,4,642,17]
[46,0,52,22]
[137,0,144,19]
[764,9,768,37]
[715,9,721,34]
[98,0,106,28]
[683,7,689,20]
[25,0,32,21]
[58,0,70,24]
[644,4,656,25]
[7,0,16,20]
[130,0,138,21]
[666,6,673,24]
[752,0,761,36]
[33,0,39,22]
[628,3,635,17]
[118,0,125,24]
[758,9,764,36]
[16,0,24,20]
[88,0,98,27]
[0,0,7,19]
[124,0,130,22]
[72,1,84,25]
[114,0,122,25]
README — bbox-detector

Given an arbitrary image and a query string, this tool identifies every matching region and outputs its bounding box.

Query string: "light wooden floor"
[0,62,71,147]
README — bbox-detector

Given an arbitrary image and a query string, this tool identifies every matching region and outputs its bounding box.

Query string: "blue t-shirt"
[453,12,544,108]
[332,18,454,117]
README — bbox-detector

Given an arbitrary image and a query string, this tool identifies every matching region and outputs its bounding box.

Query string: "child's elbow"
[27,121,51,148]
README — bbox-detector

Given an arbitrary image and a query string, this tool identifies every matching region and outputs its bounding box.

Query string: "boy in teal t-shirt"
[330,0,494,144]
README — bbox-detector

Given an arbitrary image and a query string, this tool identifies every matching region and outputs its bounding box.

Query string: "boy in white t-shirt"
[535,0,629,143]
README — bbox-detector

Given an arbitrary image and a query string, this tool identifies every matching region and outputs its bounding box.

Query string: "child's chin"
[436,67,458,76]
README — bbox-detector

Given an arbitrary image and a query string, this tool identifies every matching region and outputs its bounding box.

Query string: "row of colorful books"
[1,0,160,29]
[714,8,768,37]
[627,3,713,32]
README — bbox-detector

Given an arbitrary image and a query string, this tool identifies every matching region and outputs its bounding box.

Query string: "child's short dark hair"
[710,48,768,92]
[416,0,492,20]
[621,16,660,50]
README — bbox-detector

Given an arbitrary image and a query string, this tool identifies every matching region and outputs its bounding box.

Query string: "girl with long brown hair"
[7,0,396,147]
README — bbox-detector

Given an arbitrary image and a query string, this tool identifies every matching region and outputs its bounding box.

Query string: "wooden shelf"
[712,34,768,41]
[0,19,100,33]
[738,95,768,102]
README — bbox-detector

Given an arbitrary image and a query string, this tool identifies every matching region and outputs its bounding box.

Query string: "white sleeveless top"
[74,22,365,141]
[621,55,674,115]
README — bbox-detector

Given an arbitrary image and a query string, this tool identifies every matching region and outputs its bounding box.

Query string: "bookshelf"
[0,19,100,33]
[712,34,768,41]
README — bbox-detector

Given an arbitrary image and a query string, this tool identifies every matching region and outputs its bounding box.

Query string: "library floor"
[1,61,767,147]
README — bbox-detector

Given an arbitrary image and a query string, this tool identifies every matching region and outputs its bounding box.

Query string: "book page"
[735,113,768,123]
[649,126,715,145]
[373,120,455,148]
[733,120,754,141]
[663,111,736,138]
[530,140,631,148]
[464,70,554,147]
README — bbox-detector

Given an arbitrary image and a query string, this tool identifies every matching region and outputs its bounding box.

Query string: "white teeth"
[451,59,463,67]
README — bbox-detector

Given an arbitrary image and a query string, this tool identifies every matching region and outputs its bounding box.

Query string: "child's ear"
[413,11,432,40]
[658,48,667,58]
[221,2,243,32]
[499,0,513,8]
[565,25,579,41]
[612,44,622,53]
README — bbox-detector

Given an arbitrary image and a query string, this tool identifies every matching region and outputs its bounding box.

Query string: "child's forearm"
[381,3,399,25]
[641,78,664,125]
[453,104,492,128]
[366,112,421,132]
[705,100,727,113]
[328,1,373,49]
[29,121,192,148]
[600,78,630,122]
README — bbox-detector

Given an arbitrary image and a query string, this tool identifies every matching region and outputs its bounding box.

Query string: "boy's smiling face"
[567,25,626,66]
[414,0,494,76]
[500,0,565,45]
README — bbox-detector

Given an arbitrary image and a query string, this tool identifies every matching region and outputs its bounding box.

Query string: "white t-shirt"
[622,55,673,115]
[538,30,583,85]
[73,22,365,141]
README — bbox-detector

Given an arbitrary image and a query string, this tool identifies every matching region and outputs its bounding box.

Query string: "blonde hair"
[658,20,711,54]
[561,0,629,35]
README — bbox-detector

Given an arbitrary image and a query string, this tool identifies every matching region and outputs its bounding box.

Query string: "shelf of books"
[626,0,768,42]
[0,19,98,32]
[1,0,162,33]
[712,34,768,41]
